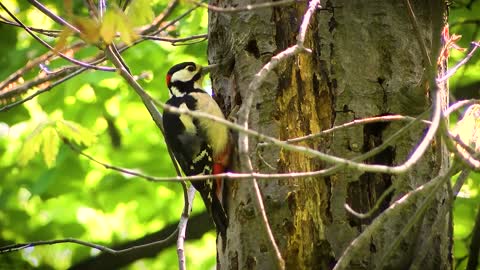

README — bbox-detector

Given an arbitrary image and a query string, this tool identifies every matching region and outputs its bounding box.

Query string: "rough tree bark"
[208,1,450,269]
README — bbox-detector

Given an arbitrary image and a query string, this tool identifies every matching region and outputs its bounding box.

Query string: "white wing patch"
[179,103,196,134]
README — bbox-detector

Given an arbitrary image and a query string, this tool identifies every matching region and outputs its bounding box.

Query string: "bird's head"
[166,62,203,97]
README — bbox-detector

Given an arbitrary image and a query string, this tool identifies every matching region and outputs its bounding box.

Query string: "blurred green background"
[0,0,215,269]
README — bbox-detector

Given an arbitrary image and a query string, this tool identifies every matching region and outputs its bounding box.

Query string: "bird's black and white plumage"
[162,62,230,236]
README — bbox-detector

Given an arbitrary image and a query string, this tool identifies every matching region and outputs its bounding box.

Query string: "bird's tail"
[199,188,228,238]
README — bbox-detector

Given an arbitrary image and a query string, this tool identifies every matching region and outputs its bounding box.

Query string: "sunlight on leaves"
[100,8,138,45]
[75,84,96,103]
[54,27,74,52]
[18,118,96,167]
[127,0,154,26]
[56,120,97,146]
[100,10,117,45]
[41,126,59,168]
[18,121,50,166]
[73,16,101,44]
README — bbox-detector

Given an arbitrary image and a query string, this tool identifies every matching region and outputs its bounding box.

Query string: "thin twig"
[27,0,81,33]
[408,171,470,270]
[104,44,183,177]
[0,3,115,72]
[375,165,457,270]
[284,115,430,143]
[0,231,178,254]
[452,169,471,198]
[0,68,87,112]
[0,40,85,92]
[150,5,200,36]
[333,165,458,270]
[437,41,480,83]
[445,99,480,116]
[138,0,179,34]
[192,0,303,13]
[0,66,77,100]
[140,34,208,45]
[0,15,61,37]
[403,0,433,68]
[344,185,395,219]
[65,107,427,182]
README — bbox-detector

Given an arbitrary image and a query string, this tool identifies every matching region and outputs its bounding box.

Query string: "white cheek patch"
[171,69,195,84]
[169,86,185,97]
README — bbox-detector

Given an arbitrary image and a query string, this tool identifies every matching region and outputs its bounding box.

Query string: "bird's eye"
[187,65,196,72]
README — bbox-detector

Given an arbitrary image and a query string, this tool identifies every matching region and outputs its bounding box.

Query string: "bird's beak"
[200,63,220,75]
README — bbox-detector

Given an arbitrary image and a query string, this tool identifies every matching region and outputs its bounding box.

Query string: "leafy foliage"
[0,0,213,269]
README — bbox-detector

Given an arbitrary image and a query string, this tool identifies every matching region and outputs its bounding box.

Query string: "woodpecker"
[162,62,230,236]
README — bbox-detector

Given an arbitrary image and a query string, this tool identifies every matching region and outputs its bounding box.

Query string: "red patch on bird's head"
[166,74,172,86]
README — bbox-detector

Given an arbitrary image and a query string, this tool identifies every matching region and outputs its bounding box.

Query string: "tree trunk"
[208,1,450,269]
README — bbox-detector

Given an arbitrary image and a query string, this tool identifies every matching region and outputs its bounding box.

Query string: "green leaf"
[56,120,97,146]
[114,10,138,45]
[41,126,60,168]
[100,9,138,45]
[100,10,117,44]
[18,122,49,166]
[73,16,101,44]
[127,0,154,26]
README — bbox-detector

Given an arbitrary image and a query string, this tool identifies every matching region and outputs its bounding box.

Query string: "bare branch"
[139,0,179,34]
[453,169,471,198]
[409,170,470,270]
[0,67,87,112]
[446,131,480,169]
[334,165,458,270]
[177,186,196,270]
[0,15,61,37]
[445,99,480,116]
[0,66,77,100]
[437,41,480,83]
[140,34,207,45]
[150,5,200,37]
[344,185,395,219]
[104,44,183,177]
[376,165,456,269]
[0,231,178,255]
[27,0,80,34]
